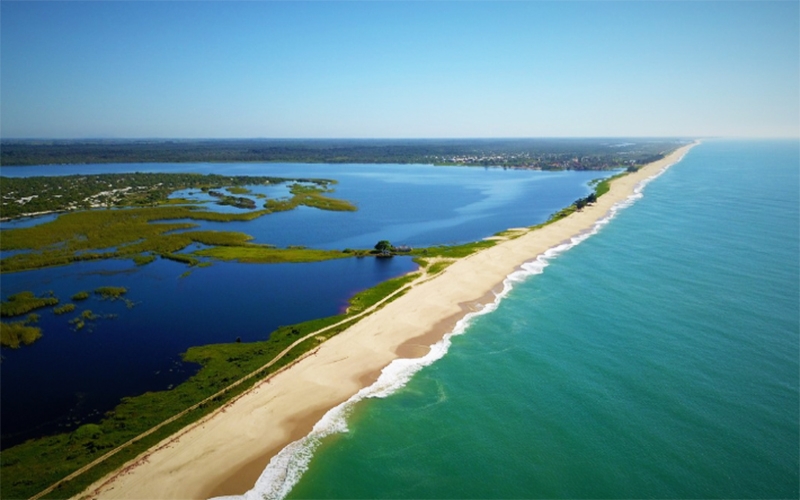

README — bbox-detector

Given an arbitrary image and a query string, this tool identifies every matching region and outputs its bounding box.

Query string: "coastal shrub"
[0,291,59,317]
[594,172,626,198]
[72,424,103,442]
[428,261,454,275]
[263,183,356,213]
[132,254,156,266]
[81,310,99,320]
[160,253,199,266]
[53,303,76,315]
[410,240,495,260]
[193,245,350,264]
[94,287,127,300]
[0,321,43,348]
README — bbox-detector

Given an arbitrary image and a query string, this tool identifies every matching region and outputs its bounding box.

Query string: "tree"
[374,240,392,252]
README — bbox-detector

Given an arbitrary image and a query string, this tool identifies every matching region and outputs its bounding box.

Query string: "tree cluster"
[573,192,598,210]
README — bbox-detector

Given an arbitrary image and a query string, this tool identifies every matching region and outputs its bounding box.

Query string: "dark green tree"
[374,240,392,252]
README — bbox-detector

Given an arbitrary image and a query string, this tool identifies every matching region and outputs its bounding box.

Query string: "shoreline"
[79,142,697,500]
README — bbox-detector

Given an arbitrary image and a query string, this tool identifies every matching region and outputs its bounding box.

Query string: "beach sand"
[79,143,696,500]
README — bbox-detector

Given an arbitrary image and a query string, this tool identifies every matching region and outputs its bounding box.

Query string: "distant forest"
[0,138,690,170]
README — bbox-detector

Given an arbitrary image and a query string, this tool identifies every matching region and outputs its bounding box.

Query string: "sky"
[1,1,798,139]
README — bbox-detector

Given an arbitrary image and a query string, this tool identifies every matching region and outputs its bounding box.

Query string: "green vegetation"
[427,260,455,275]
[1,138,686,169]
[0,173,359,273]
[374,240,392,253]
[208,190,257,209]
[161,252,200,266]
[53,303,76,315]
[594,172,627,198]
[72,291,90,301]
[0,271,418,500]
[194,245,350,264]
[94,287,127,300]
[68,317,85,330]
[0,172,322,219]
[81,310,99,320]
[0,319,42,348]
[410,239,497,260]
[0,291,59,317]
[132,254,156,266]
[226,186,251,195]
[573,192,598,211]
[264,183,357,212]
[0,206,265,273]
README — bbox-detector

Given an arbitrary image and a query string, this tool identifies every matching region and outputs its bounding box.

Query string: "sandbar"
[79,142,696,500]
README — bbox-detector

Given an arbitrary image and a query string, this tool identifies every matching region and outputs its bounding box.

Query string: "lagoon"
[0,162,613,449]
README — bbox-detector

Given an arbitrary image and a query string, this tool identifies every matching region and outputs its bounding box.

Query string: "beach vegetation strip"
[1,271,419,500]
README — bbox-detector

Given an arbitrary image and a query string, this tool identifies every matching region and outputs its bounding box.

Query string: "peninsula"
[77,142,697,499]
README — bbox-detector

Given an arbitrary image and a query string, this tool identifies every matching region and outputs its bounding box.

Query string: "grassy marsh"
[0,272,417,499]
[0,291,59,317]
[0,319,42,349]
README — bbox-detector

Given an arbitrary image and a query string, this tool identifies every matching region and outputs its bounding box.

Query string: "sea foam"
[210,158,682,500]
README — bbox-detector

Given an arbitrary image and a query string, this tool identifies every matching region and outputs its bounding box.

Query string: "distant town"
[0,138,690,170]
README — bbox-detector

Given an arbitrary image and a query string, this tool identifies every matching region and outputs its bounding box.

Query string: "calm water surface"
[1,162,609,449]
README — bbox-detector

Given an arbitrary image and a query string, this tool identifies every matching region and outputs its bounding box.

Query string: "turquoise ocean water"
[231,140,799,499]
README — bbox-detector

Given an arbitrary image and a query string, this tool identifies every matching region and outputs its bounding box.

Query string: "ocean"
[241,140,799,499]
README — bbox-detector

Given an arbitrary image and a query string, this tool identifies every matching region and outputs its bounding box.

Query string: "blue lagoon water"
[1,162,607,448]
[241,140,798,499]
[2,163,608,249]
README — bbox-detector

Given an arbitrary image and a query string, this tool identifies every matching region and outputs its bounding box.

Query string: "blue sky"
[1,1,798,139]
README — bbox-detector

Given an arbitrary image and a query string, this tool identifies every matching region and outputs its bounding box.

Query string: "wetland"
[0,160,618,498]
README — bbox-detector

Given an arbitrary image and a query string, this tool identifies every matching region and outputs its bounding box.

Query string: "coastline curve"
[209,142,697,500]
[79,142,698,500]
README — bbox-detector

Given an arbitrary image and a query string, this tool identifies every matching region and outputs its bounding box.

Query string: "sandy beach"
[79,142,696,500]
